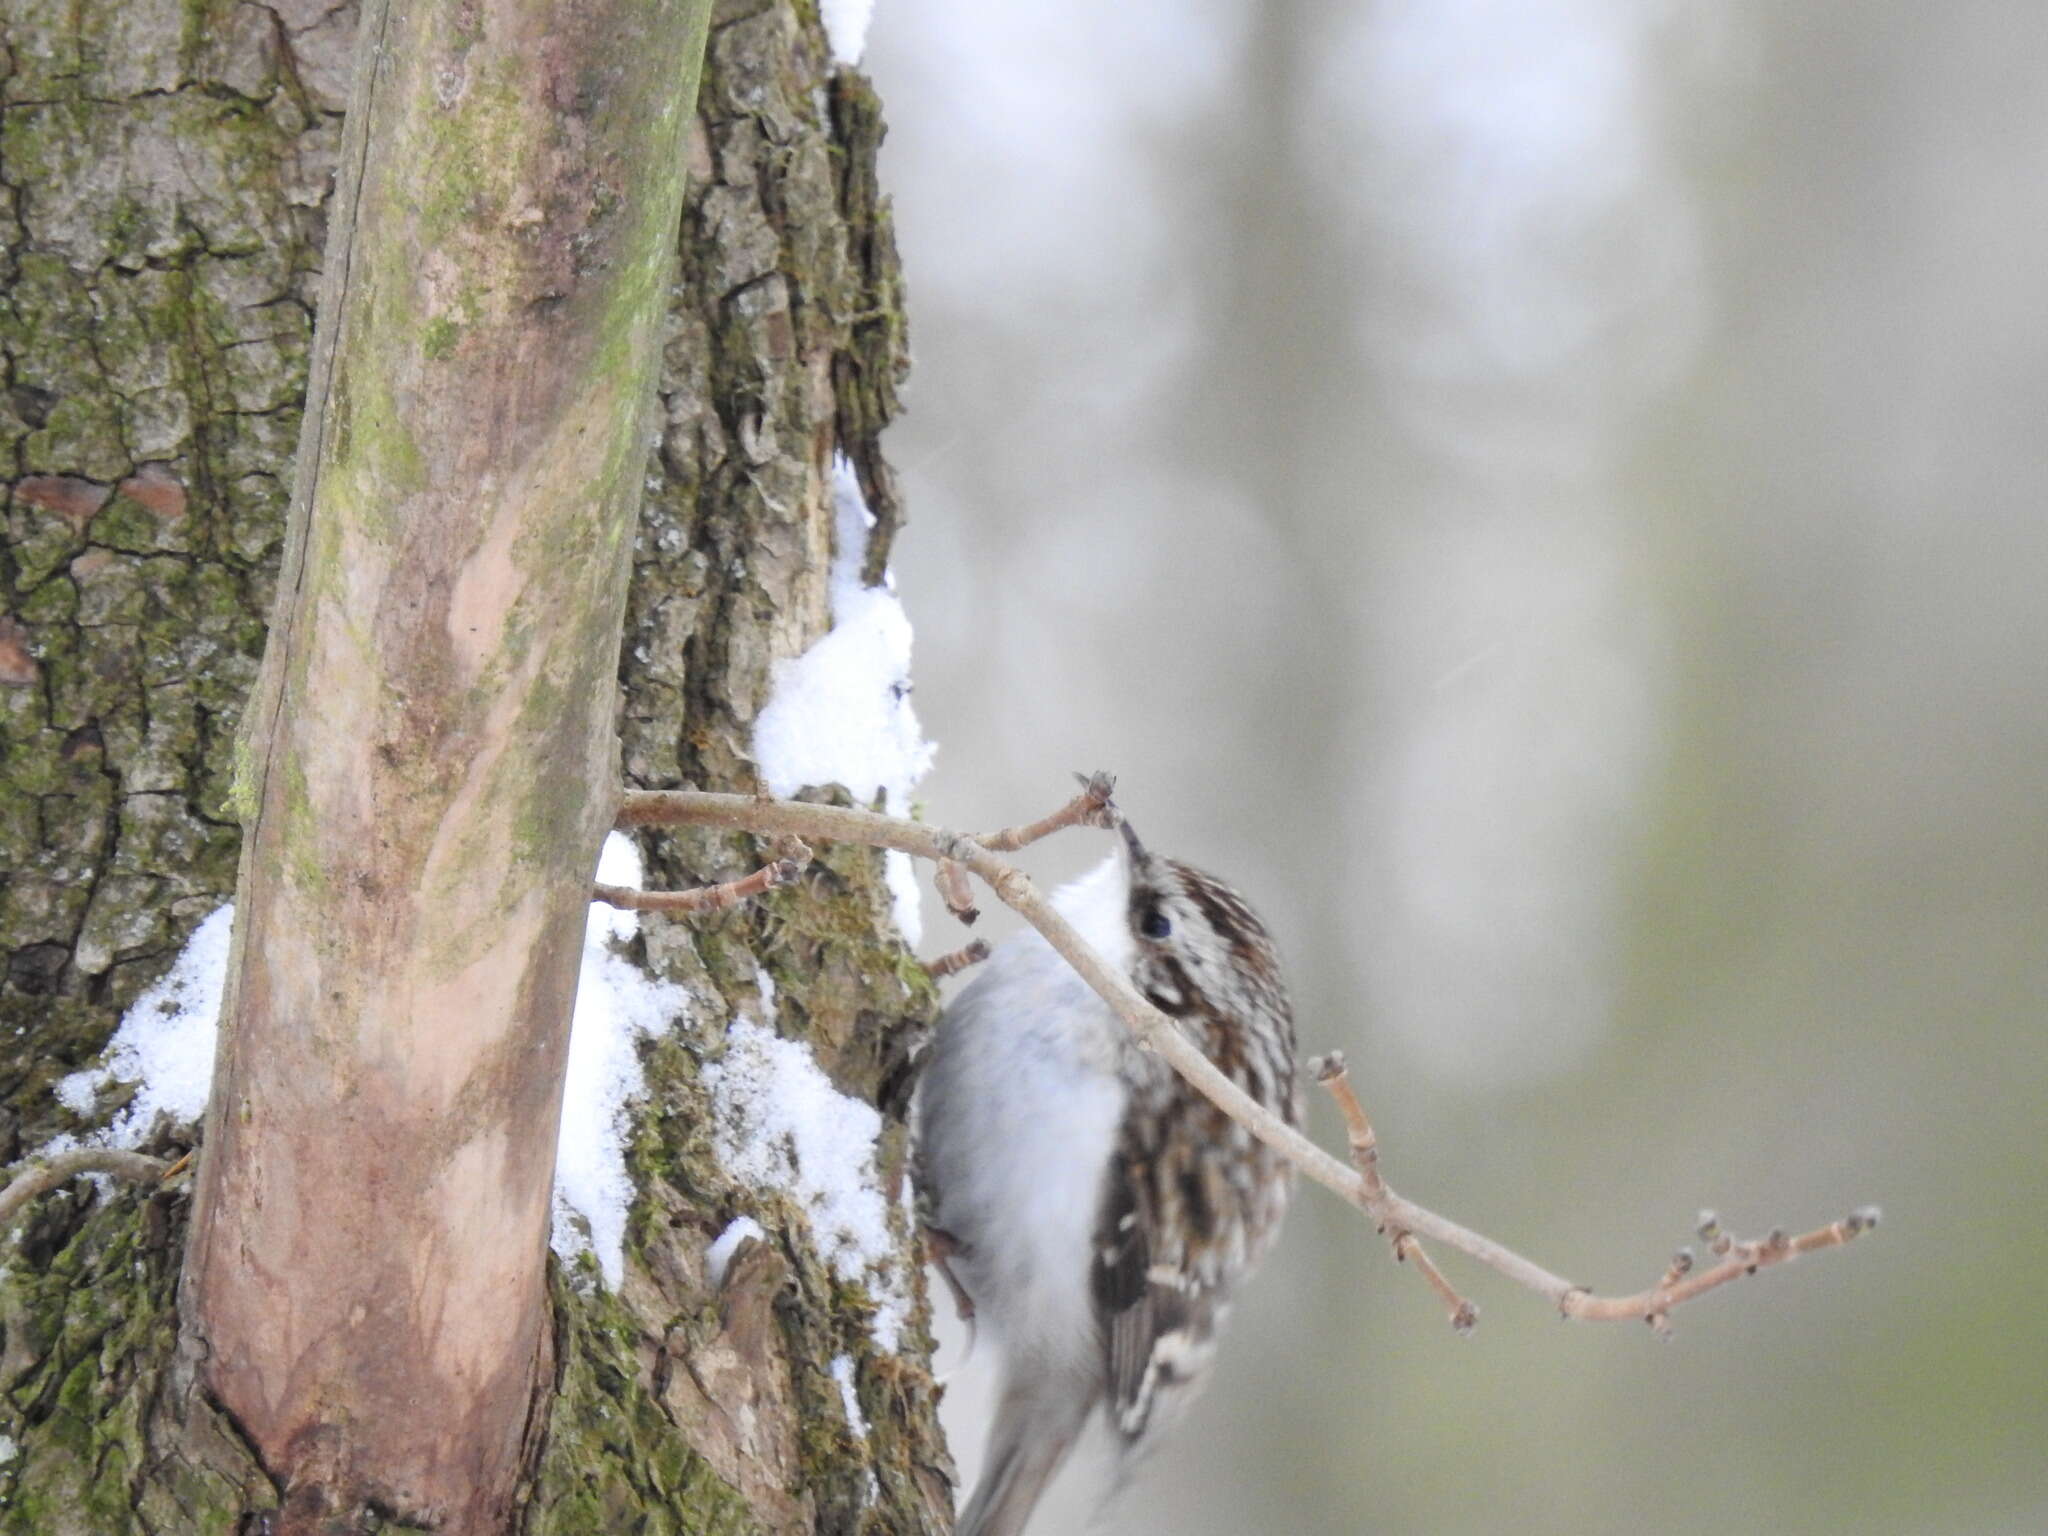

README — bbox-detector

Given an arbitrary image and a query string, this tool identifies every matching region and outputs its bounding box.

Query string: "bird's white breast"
[919,856,1134,1364]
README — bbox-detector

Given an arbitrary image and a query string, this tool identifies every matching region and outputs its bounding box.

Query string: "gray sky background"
[867,3,2048,1532]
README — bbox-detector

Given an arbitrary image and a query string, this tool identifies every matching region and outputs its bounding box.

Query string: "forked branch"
[1314,1052,1476,1333]
[931,771,1118,924]
[1310,1051,1877,1330]
[616,781,1879,1335]
[975,769,1119,851]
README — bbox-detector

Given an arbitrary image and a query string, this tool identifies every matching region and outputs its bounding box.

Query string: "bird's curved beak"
[1118,819,1148,864]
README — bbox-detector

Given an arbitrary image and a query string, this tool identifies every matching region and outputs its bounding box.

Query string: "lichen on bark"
[1,0,951,1528]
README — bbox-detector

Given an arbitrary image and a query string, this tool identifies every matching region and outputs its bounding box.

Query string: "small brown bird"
[916,821,1300,1536]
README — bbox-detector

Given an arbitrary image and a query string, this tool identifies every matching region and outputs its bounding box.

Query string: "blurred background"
[864,2,2047,1534]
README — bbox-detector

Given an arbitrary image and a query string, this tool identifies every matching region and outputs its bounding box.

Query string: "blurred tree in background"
[875,2,2047,1533]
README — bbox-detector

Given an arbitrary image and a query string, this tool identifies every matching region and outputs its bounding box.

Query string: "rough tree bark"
[0,1,950,1531]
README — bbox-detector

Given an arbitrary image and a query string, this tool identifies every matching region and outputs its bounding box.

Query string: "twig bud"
[1072,769,1118,817]
[925,938,994,981]
[1695,1209,1722,1243]
[934,859,979,925]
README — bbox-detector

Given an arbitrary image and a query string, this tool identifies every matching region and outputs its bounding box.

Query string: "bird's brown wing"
[1092,1088,1239,1448]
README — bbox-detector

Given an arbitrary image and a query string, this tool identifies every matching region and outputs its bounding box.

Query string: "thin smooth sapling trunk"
[179,0,712,1525]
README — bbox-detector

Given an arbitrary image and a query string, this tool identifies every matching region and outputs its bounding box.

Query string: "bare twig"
[1311,1050,1386,1197]
[933,859,979,925]
[616,784,1879,1332]
[974,770,1119,852]
[1396,1233,1479,1335]
[1645,1247,1695,1339]
[1561,1207,1881,1327]
[924,938,992,981]
[928,772,1121,927]
[1313,1052,1475,1333]
[594,838,811,915]
[0,1147,170,1227]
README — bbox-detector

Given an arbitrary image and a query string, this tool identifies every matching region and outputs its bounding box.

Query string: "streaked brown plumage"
[917,822,1299,1536]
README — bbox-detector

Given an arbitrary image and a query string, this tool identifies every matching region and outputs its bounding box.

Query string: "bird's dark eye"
[1140,909,1172,940]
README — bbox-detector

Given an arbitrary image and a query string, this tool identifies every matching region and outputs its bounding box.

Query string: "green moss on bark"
[0,1167,275,1533]
[525,1270,764,1535]
[537,0,951,1524]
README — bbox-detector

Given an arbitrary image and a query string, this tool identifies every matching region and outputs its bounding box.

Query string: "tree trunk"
[178,0,713,1528]
[0,1,950,1530]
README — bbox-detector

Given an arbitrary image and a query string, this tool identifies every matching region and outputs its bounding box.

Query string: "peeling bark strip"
[179,0,714,1527]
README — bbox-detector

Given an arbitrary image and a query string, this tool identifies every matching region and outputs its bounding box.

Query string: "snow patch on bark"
[706,1214,768,1288]
[821,0,875,64]
[46,834,691,1294]
[751,456,935,945]
[551,832,691,1288]
[831,1354,870,1437]
[51,903,232,1146]
[702,1017,911,1350]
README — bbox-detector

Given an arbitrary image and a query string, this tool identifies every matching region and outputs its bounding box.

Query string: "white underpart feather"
[1048,853,1134,977]
[919,854,1133,1367]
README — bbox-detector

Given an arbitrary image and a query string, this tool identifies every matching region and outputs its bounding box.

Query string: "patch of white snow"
[551,832,691,1288]
[45,840,690,1296]
[882,850,923,949]
[706,1215,768,1289]
[51,903,233,1146]
[820,0,875,65]
[831,1353,870,1437]
[751,457,935,945]
[703,1019,911,1350]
